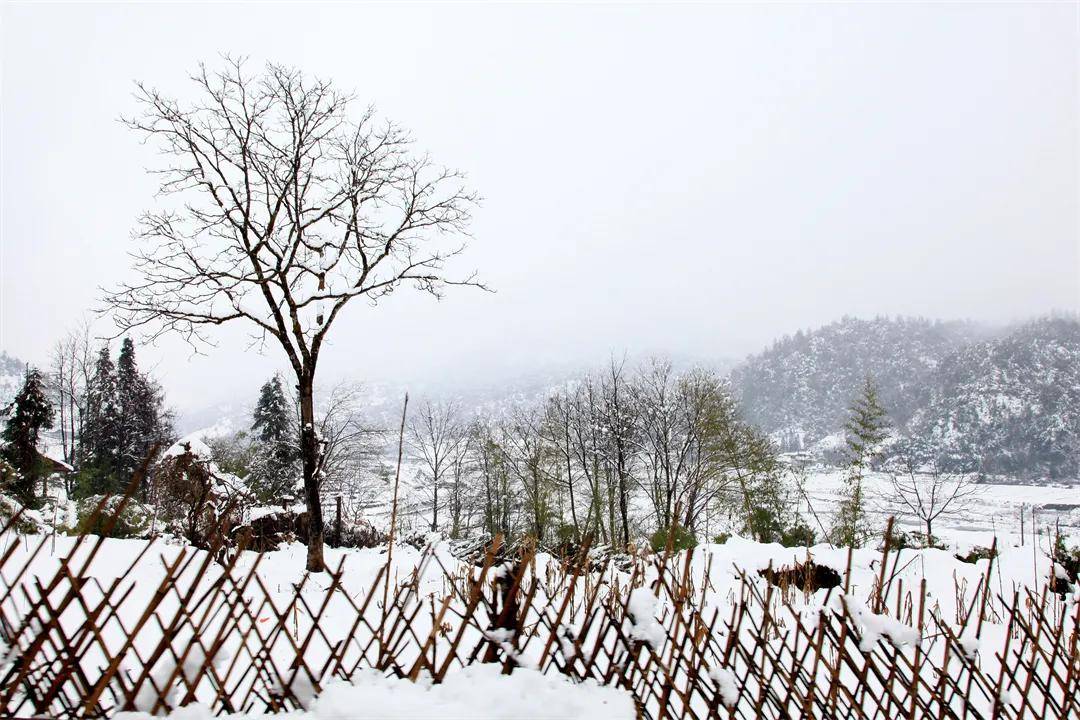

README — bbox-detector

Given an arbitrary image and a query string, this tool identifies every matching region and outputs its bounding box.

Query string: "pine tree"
[78,341,173,496]
[1,366,55,504]
[115,338,172,484]
[249,374,298,502]
[80,347,121,493]
[831,376,890,548]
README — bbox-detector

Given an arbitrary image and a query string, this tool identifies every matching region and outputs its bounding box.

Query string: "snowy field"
[112,666,634,720]
[361,464,1080,550]
[798,469,1080,547]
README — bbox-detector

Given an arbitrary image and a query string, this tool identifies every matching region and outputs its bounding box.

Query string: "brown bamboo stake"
[380,392,409,659]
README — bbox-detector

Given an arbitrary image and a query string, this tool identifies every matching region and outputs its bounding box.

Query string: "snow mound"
[626,586,665,649]
[114,664,635,719]
[163,434,214,461]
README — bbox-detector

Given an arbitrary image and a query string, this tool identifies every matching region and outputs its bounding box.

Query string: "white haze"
[1,2,1077,416]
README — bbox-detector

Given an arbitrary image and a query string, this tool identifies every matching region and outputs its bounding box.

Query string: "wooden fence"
[0,507,1076,719]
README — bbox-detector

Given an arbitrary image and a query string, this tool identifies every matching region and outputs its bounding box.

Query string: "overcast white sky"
[2,2,1078,414]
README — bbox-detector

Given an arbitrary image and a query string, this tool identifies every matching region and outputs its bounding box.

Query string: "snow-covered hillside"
[0,351,24,409]
[732,315,1080,480]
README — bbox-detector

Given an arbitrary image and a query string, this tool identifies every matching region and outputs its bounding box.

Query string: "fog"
[2,2,1077,414]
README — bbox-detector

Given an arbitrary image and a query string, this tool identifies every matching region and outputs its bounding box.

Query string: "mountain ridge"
[730,314,1080,479]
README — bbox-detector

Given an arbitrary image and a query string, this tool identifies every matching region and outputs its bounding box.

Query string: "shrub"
[759,560,842,591]
[555,523,581,546]
[883,527,945,551]
[779,522,817,548]
[150,442,248,548]
[337,518,388,549]
[746,507,817,547]
[649,524,697,553]
[548,523,585,556]
[0,493,49,534]
[955,545,998,564]
[1050,535,1080,596]
[75,495,153,539]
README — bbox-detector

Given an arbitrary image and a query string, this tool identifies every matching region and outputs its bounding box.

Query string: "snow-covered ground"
[3,460,1077,718]
[797,468,1079,547]
[3,513,1076,718]
[113,665,635,720]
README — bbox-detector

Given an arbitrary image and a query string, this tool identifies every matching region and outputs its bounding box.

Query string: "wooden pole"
[382,393,409,610]
[335,495,342,547]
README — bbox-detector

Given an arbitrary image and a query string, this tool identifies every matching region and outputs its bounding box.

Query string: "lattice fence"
[0,507,1076,719]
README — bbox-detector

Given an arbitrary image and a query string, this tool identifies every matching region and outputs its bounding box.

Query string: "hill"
[730,315,1080,479]
[909,316,1080,478]
[730,316,981,449]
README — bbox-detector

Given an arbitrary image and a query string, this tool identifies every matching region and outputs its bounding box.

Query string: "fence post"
[335,495,343,547]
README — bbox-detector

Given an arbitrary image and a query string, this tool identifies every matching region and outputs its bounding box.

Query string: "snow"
[133,645,232,712]
[708,666,739,708]
[3,500,1076,718]
[249,504,306,522]
[626,586,665,649]
[163,434,214,461]
[794,468,1079,548]
[114,665,635,719]
[841,595,920,651]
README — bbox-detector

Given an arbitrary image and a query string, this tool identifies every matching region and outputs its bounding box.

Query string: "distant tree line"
[0,329,173,505]
[402,358,815,550]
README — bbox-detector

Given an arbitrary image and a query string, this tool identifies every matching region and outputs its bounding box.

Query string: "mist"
[2,2,1076,416]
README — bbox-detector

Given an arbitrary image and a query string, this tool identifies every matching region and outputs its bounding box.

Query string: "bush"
[883,527,945,551]
[0,493,49,534]
[75,495,153,539]
[151,442,248,548]
[745,507,817,547]
[649,524,697,553]
[548,523,585,556]
[955,545,998,564]
[779,522,817,548]
[336,518,388,549]
[759,560,842,591]
[1051,535,1080,596]
[555,523,581,546]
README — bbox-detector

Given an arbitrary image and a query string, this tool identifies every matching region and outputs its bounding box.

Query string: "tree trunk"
[617,460,630,549]
[298,373,326,572]
[431,480,439,533]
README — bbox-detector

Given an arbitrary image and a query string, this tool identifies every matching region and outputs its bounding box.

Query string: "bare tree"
[882,457,980,544]
[634,360,732,533]
[47,320,94,482]
[570,379,609,542]
[444,432,475,539]
[501,403,554,541]
[597,357,637,547]
[407,399,468,533]
[312,382,385,503]
[469,418,515,539]
[103,59,480,570]
[542,389,582,535]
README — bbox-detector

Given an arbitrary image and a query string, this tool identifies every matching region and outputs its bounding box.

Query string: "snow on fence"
[0,505,1077,719]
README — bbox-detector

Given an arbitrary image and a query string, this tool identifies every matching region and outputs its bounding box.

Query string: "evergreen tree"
[115,338,172,484]
[1,366,55,504]
[77,341,172,496]
[249,374,299,502]
[80,347,121,493]
[831,376,889,548]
